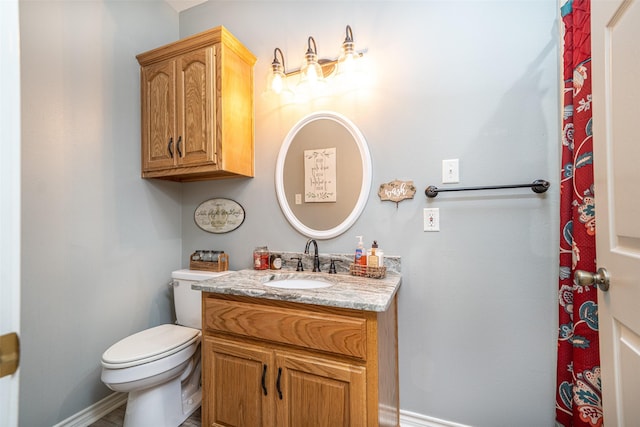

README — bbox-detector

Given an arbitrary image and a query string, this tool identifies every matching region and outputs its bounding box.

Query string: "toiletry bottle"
[370,241,383,267]
[355,235,367,266]
[270,253,282,270]
[253,246,269,270]
[368,241,379,267]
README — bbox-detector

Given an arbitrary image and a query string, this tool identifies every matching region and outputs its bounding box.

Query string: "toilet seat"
[101,324,201,369]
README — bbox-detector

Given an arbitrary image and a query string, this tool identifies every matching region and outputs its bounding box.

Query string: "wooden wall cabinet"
[136,27,256,181]
[201,294,399,427]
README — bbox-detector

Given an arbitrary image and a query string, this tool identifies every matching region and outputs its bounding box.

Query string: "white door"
[0,0,21,426]
[591,1,640,425]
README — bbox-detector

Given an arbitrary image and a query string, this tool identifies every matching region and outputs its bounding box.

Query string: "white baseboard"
[400,409,473,427]
[54,392,469,427]
[53,392,127,427]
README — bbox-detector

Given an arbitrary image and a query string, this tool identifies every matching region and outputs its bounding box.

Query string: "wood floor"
[88,404,201,427]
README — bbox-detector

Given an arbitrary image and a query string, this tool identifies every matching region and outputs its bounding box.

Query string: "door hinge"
[0,332,20,378]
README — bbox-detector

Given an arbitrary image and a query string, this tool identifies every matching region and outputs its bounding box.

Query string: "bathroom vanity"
[194,269,401,427]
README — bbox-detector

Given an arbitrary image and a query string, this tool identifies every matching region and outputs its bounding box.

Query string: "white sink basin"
[263,278,334,290]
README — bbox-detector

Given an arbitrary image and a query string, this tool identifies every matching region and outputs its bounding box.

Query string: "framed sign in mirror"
[194,198,245,233]
[275,111,372,239]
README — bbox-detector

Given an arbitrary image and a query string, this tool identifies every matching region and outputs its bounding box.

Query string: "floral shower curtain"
[556,1,603,426]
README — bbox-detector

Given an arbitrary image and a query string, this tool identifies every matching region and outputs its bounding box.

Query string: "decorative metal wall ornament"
[194,198,245,233]
[378,180,416,206]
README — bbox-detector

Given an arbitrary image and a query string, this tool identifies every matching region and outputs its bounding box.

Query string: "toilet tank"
[171,269,232,329]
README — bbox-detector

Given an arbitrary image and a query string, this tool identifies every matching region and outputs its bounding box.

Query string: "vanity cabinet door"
[275,352,367,427]
[202,336,275,427]
[202,335,367,427]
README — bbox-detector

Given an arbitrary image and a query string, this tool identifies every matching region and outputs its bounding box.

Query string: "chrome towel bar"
[425,179,550,198]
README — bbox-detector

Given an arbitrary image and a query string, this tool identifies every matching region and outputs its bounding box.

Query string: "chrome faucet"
[304,239,321,272]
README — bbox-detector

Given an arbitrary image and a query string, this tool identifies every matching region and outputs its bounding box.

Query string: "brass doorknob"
[0,332,20,378]
[574,268,610,292]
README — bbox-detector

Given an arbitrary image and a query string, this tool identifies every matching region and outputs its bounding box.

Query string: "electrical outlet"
[442,159,460,183]
[423,208,440,232]
[295,194,302,205]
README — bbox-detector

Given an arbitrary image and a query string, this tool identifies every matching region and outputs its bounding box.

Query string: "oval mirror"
[275,111,372,239]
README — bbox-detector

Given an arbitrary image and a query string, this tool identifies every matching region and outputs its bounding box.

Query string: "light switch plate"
[424,208,440,231]
[442,159,460,183]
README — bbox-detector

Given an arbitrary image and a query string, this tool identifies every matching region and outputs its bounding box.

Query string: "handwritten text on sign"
[304,148,337,202]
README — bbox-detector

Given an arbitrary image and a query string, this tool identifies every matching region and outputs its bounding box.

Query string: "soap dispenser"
[375,241,384,267]
[368,241,380,267]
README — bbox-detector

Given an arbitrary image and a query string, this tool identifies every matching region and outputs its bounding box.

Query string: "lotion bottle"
[355,235,367,266]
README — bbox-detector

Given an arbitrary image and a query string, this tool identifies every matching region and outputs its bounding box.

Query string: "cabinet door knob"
[167,137,174,158]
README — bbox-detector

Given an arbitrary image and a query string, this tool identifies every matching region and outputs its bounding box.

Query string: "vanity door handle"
[167,137,174,158]
[276,367,283,400]
[261,364,268,396]
[176,136,183,157]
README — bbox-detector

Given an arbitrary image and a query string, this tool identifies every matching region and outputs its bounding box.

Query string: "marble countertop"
[193,268,401,312]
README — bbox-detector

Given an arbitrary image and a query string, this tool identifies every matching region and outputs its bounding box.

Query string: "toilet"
[100,269,230,427]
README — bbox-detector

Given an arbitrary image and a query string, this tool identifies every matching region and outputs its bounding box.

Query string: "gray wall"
[17,1,559,426]
[179,1,559,426]
[19,2,181,426]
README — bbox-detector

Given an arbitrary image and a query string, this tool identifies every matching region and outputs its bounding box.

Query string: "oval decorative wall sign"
[194,198,245,233]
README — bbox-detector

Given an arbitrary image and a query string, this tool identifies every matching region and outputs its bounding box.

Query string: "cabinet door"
[275,352,367,427]
[176,47,216,167]
[141,59,176,171]
[203,337,275,427]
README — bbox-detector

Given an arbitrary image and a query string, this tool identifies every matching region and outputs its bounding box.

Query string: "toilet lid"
[102,324,201,368]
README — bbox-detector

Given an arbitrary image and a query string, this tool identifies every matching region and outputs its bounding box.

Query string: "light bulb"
[301,59,322,84]
[268,67,286,94]
[338,53,356,75]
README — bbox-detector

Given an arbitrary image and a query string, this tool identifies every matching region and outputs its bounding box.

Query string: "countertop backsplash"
[270,251,401,275]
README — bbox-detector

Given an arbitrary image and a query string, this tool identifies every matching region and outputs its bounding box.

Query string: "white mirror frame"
[275,111,372,240]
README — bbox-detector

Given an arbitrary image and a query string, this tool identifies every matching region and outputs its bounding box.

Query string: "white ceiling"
[165,0,207,13]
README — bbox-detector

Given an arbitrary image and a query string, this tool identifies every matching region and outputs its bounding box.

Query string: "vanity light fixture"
[266,25,368,101]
